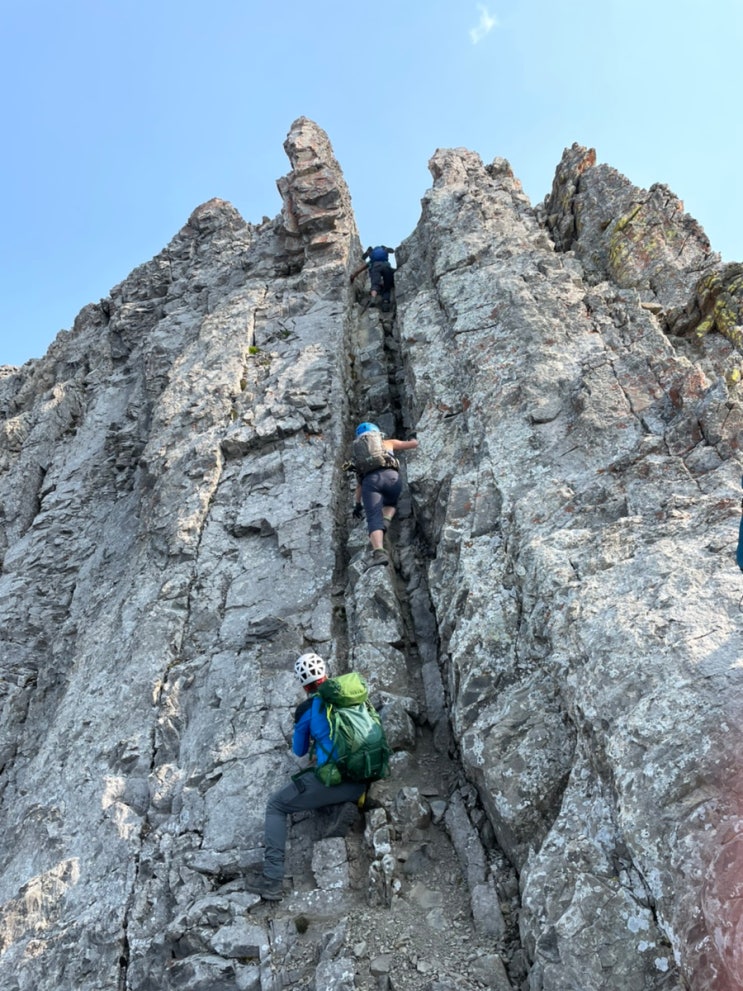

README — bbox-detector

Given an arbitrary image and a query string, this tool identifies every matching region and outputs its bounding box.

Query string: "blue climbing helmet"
[355,422,380,437]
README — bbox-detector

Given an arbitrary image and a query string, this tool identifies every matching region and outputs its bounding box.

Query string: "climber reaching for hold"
[350,421,418,568]
[350,245,396,311]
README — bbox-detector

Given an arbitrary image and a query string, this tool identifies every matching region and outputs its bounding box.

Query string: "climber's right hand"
[352,503,363,520]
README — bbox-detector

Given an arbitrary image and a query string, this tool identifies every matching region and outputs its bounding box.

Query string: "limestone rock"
[2,118,743,991]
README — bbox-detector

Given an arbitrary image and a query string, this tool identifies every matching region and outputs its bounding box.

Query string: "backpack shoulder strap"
[294,696,314,722]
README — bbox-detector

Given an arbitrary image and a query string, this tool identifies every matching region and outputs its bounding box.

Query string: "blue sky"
[1,0,741,367]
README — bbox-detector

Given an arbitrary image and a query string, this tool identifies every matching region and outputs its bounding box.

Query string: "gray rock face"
[398,144,743,991]
[1,120,742,990]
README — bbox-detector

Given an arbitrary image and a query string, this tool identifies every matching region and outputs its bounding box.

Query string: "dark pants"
[361,468,402,534]
[369,261,394,299]
[263,773,366,880]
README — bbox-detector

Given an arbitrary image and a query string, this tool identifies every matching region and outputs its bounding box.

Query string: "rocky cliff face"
[1,118,742,991]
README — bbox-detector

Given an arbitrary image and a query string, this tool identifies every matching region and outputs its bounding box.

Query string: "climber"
[350,245,396,311]
[244,653,366,901]
[351,422,419,568]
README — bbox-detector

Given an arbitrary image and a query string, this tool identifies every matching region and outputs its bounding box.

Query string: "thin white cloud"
[469,4,497,44]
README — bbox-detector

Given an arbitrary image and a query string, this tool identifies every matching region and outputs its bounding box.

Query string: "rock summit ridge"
[1,119,743,990]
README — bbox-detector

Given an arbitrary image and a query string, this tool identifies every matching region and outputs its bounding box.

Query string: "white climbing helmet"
[294,652,327,686]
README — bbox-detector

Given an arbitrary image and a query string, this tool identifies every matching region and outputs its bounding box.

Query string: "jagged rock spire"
[1,120,743,990]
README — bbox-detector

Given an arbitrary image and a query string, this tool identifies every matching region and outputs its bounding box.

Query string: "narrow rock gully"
[229,287,527,991]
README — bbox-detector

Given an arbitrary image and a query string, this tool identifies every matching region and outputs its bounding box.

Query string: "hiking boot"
[324,802,360,838]
[368,548,388,568]
[244,874,283,901]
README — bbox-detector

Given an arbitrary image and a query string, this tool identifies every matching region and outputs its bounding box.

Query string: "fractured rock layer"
[1,120,742,990]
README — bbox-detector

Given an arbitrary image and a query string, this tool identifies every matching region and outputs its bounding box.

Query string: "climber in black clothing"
[350,246,396,310]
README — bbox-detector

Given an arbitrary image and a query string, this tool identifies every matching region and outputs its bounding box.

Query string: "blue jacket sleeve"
[292,700,312,757]
[292,697,337,765]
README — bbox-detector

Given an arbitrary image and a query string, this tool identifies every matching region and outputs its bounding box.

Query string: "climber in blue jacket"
[244,653,365,901]
[350,245,396,310]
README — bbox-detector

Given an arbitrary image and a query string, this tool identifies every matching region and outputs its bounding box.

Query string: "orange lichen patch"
[554,144,596,182]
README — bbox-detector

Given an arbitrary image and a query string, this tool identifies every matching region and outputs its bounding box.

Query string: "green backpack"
[313,673,391,787]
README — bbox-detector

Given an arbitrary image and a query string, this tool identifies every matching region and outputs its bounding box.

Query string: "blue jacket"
[293,695,337,766]
[365,245,394,264]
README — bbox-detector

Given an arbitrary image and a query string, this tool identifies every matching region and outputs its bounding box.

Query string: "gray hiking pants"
[263,772,366,880]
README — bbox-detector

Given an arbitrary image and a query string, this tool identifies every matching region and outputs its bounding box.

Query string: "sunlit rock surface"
[1,119,742,991]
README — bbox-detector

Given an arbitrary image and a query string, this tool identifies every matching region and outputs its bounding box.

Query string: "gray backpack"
[353,431,398,476]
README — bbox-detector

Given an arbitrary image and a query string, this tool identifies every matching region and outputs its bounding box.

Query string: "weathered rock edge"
[0,124,742,990]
